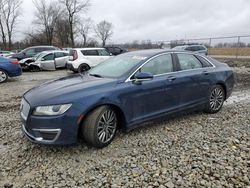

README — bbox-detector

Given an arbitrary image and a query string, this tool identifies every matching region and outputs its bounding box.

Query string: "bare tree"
[33,0,61,45]
[95,20,113,47]
[59,0,90,47]
[0,2,7,49]
[1,0,22,50]
[78,17,92,46]
[55,18,71,47]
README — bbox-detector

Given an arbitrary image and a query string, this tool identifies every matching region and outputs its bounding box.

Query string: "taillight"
[11,60,19,65]
[73,51,78,61]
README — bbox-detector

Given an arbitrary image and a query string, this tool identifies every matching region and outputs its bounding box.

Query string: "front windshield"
[36,52,48,60]
[34,53,43,60]
[89,54,147,78]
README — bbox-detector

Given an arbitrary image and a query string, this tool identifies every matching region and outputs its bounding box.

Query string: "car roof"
[123,49,188,57]
[72,48,105,50]
[27,46,57,48]
[39,50,69,55]
[177,44,205,47]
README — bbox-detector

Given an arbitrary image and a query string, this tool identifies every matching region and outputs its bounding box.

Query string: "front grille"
[20,98,30,121]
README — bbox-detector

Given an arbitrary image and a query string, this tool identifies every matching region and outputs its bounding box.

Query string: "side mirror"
[41,57,45,61]
[133,72,153,83]
[110,53,113,56]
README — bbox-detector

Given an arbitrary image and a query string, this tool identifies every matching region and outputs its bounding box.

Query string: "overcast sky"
[20,0,250,43]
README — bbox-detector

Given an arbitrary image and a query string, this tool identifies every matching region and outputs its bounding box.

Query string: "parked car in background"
[0,50,14,57]
[67,48,112,73]
[173,44,208,55]
[7,46,59,61]
[0,56,22,83]
[104,46,128,56]
[62,47,72,52]
[28,50,69,71]
[21,49,234,148]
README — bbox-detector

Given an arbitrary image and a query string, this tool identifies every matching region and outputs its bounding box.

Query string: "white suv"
[67,48,111,73]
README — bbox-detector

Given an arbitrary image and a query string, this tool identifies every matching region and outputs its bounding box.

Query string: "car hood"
[24,74,117,106]
[20,57,34,64]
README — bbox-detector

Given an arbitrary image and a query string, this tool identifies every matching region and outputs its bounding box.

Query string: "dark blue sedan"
[20,50,234,148]
[0,56,22,83]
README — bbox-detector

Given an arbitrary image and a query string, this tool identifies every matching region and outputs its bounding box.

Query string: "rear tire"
[81,106,118,148]
[204,85,225,114]
[78,63,90,73]
[0,69,8,83]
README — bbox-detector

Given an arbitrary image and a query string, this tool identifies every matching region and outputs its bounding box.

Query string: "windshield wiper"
[89,73,103,78]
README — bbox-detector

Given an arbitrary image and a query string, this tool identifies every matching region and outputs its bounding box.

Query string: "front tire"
[29,65,41,72]
[0,70,8,83]
[204,85,225,113]
[81,106,118,148]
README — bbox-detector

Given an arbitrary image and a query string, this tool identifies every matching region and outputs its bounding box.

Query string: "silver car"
[29,50,69,71]
[173,45,208,55]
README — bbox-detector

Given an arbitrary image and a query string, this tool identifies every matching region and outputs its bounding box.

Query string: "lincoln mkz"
[20,50,234,148]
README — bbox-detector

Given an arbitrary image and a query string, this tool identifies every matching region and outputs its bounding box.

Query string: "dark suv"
[104,46,128,56]
[8,46,59,60]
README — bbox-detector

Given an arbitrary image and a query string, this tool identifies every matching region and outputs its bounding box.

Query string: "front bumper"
[22,124,61,143]
[20,100,81,145]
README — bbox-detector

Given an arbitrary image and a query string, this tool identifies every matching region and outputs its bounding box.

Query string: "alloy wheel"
[209,87,224,111]
[97,110,117,143]
[0,70,7,83]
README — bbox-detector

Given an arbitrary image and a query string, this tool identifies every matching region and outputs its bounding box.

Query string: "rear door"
[172,53,212,107]
[55,52,68,68]
[81,50,100,67]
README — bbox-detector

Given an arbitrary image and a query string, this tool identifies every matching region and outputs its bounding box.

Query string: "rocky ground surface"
[0,66,250,188]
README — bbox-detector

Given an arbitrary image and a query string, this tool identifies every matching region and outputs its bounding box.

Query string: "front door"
[122,53,177,124]
[39,53,55,70]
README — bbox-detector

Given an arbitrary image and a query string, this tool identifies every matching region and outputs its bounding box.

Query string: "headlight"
[33,104,72,116]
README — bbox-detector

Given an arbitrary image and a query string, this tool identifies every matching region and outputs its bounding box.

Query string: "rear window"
[199,46,206,50]
[196,55,213,67]
[81,50,99,56]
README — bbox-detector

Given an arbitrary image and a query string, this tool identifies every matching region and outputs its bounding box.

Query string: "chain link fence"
[155,35,250,59]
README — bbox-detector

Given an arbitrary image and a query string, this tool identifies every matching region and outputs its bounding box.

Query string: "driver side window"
[140,54,173,75]
[43,53,54,61]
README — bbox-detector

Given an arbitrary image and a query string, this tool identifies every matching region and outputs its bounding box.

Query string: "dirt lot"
[209,47,250,56]
[0,64,250,187]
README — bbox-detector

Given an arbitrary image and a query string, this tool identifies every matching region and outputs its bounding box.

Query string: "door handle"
[202,71,209,75]
[167,76,176,81]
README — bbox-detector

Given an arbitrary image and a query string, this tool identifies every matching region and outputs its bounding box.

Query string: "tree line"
[0,0,113,50]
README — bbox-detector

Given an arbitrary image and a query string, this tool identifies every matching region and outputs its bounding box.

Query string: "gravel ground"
[0,67,250,188]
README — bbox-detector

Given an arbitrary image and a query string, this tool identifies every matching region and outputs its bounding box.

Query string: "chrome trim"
[21,112,28,121]
[22,124,61,143]
[125,52,216,82]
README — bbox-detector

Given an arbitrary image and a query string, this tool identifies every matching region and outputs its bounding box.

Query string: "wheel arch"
[215,82,227,99]
[79,62,91,68]
[78,103,127,132]
[0,68,9,75]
